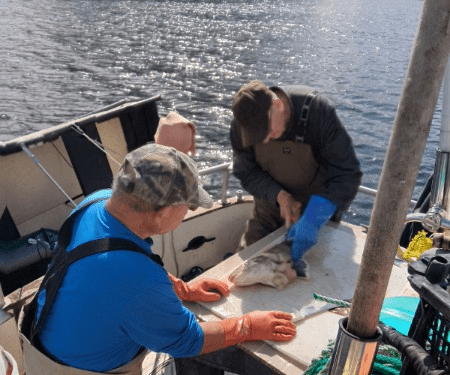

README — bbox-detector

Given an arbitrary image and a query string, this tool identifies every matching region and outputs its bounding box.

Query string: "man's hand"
[168,274,230,302]
[277,190,301,228]
[219,311,296,346]
[287,195,336,274]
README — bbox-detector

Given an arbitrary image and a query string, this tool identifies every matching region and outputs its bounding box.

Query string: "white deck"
[185,221,413,373]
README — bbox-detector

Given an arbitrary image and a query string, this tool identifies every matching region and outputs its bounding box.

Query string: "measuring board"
[197,222,410,363]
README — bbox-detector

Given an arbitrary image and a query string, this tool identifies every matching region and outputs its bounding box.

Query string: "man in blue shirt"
[21,143,296,375]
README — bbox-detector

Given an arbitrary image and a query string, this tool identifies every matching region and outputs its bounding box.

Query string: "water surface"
[2,0,439,226]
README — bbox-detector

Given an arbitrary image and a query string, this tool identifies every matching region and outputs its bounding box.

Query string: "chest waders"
[245,89,326,246]
[18,197,165,375]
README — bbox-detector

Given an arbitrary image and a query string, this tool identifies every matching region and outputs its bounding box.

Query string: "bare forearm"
[199,322,226,354]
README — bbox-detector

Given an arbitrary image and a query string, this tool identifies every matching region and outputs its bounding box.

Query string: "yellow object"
[402,230,432,261]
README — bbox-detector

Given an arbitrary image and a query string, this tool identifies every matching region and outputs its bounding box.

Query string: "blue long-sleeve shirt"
[37,189,204,372]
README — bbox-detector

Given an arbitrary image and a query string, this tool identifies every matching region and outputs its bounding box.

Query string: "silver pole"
[0,284,4,309]
[20,143,77,208]
[346,0,450,338]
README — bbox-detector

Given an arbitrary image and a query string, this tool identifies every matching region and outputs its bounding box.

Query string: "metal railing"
[199,162,418,209]
[199,162,233,205]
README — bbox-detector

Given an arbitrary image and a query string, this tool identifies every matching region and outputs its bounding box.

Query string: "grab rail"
[199,162,418,208]
[199,163,232,205]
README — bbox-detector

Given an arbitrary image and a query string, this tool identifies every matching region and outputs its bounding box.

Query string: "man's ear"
[272,97,284,112]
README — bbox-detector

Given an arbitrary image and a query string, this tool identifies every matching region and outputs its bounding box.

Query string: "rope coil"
[306,293,403,375]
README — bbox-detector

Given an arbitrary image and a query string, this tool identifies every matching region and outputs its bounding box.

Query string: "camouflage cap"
[116,143,213,209]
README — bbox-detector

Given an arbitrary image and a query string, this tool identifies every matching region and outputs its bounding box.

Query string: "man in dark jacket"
[230,80,362,276]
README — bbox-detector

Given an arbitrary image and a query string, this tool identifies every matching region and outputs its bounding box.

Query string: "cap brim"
[196,185,214,209]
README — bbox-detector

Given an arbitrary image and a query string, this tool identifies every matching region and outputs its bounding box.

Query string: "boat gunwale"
[0,95,161,156]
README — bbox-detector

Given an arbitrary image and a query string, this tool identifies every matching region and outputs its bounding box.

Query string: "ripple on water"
[3,0,430,226]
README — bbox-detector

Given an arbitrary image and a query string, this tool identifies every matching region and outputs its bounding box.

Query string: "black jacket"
[230,85,362,213]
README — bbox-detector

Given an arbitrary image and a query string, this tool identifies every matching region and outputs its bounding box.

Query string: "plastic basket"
[400,248,450,375]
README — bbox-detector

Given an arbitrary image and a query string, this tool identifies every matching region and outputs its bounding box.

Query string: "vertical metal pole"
[439,56,450,152]
[346,0,450,339]
[0,284,4,309]
[221,166,231,205]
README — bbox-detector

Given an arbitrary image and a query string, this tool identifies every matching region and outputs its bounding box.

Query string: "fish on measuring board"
[228,243,301,290]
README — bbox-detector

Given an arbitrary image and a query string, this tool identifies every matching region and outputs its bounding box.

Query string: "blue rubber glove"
[287,195,336,276]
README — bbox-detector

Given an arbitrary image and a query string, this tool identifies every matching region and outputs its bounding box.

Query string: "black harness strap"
[30,195,164,341]
[295,89,320,143]
[65,238,163,265]
[57,197,106,250]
